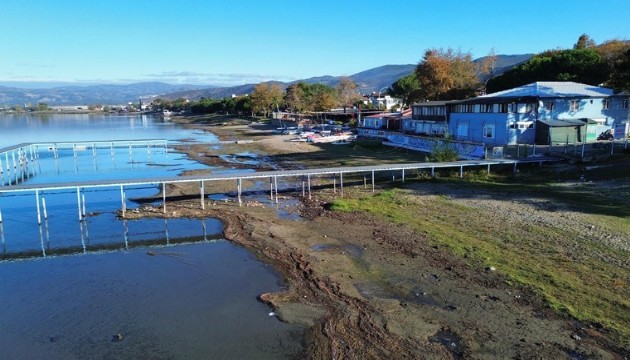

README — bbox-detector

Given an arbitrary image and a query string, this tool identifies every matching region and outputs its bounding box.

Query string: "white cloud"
[142,71,298,86]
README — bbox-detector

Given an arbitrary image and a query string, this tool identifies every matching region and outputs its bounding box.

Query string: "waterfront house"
[448,82,620,145]
[359,108,411,131]
[402,101,450,136]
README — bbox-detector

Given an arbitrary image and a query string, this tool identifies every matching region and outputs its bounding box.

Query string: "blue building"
[448,82,629,145]
[607,93,630,140]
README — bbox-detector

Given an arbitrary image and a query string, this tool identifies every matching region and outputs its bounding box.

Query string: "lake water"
[0,113,306,359]
[0,113,218,148]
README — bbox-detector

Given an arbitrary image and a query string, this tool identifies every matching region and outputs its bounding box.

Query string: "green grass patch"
[329,186,630,346]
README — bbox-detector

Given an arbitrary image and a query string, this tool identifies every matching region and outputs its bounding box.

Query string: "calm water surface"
[0,113,218,148]
[0,114,306,359]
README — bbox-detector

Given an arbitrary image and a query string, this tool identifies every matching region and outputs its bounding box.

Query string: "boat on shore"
[308,133,356,144]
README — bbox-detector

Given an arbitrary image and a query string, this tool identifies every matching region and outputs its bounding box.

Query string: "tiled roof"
[481,82,614,98]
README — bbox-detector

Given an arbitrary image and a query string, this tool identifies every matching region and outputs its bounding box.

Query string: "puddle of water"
[311,244,363,258]
[429,330,465,358]
[218,152,274,168]
[408,286,440,306]
[567,350,589,360]
[353,282,441,307]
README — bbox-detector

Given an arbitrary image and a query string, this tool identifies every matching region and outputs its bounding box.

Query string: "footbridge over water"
[0,156,561,222]
[0,139,254,186]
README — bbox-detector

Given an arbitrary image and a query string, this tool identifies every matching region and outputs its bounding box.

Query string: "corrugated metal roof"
[411,100,452,106]
[481,82,614,98]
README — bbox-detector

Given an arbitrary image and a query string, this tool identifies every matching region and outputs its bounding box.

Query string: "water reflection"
[0,141,208,187]
[0,238,306,359]
[0,113,220,149]
[0,218,223,261]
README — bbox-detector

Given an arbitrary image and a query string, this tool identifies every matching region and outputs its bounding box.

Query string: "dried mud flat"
[126,189,624,360]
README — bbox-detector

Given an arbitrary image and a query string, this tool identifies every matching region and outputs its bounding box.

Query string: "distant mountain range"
[0,82,208,107]
[0,54,533,106]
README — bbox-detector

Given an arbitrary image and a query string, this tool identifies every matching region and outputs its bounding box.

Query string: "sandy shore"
[125,116,628,359]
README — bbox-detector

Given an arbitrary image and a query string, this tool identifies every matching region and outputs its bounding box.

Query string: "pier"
[0,137,564,260]
[0,156,559,219]
[0,139,255,187]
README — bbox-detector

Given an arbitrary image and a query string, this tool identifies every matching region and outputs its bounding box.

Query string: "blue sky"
[0,0,628,87]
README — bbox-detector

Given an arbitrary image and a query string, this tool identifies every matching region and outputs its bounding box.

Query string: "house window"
[545,101,554,111]
[499,103,509,113]
[481,104,494,113]
[483,124,495,138]
[517,103,534,113]
[569,100,580,111]
[602,99,610,110]
[624,99,629,109]
[509,123,516,129]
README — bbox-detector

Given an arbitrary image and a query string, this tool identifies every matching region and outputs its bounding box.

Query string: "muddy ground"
[127,116,628,359]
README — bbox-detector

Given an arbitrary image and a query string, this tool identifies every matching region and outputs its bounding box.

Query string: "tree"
[234,96,251,116]
[609,48,630,92]
[220,97,236,114]
[388,73,422,108]
[36,102,49,111]
[250,82,284,116]
[415,48,479,100]
[171,98,189,111]
[477,48,498,88]
[486,48,609,93]
[596,39,630,89]
[337,77,359,113]
[250,83,272,116]
[309,83,338,111]
[269,83,284,113]
[574,34,596,49]
[284,83,306,113]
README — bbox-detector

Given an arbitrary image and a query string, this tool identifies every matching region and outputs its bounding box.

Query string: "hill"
[0,54,533,105]
[0,82,206,106]
[473,54,533,75]
[164,55,532,101]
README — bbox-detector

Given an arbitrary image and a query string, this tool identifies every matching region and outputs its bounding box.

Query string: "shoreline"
[127,114,629,358]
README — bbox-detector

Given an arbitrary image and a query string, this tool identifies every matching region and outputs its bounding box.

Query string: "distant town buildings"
[364,93,400,110]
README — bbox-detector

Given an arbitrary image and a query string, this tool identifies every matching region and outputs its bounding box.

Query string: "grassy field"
[329,162,630,349]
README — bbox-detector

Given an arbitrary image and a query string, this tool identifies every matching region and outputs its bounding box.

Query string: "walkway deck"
[0,157,558,193]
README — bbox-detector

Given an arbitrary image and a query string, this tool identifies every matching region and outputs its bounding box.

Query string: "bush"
[429,135,459,162]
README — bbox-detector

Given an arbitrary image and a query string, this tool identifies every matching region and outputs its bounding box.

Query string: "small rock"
[572,334,582,341]
[112,333,124,342]
[268,312,276,317]
[486,266,496,272]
